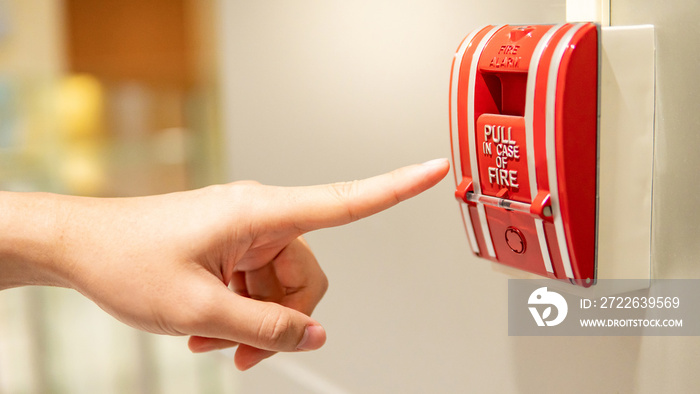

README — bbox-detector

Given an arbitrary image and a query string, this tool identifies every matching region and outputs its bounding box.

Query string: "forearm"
[0,160,449,370]
[0,191,70,290]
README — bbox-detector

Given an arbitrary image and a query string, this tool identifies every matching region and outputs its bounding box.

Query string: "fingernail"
[421,158,449,167]
[297,325,326,351]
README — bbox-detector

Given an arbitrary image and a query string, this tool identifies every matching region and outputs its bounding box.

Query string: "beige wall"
[219,1,700,393]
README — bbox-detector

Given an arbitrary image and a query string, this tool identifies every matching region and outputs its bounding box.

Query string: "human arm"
[0,159,449,370]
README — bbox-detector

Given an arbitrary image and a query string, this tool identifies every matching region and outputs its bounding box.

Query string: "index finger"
[277,158,450,233]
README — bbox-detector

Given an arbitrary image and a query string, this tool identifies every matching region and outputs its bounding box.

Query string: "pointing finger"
[276,158,449,233]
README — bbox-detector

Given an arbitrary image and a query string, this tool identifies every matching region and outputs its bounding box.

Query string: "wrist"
[0,191,72,289]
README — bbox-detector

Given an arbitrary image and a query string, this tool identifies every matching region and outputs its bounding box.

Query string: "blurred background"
[0,0,232,392]
[2,0,700,393]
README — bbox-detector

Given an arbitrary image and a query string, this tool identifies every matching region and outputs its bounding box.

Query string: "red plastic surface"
[475,114,531,203]
[449,23,599,286]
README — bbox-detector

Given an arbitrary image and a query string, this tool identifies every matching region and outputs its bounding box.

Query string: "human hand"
[0,159,449,370]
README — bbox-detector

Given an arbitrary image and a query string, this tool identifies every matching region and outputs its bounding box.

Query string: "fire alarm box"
[450,23,655,288]
[450,23,599,287]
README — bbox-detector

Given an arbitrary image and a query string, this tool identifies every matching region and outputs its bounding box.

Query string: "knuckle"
[224,181,263,202]
[328,181,361,222]
[216,181,268,220]
[210,180,263,199]
[318,273,329,297]
[330,180,359,199]
[257,305,296,350]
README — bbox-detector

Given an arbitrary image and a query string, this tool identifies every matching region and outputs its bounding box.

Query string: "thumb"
[189,285,326,354]
[278,158,450,232]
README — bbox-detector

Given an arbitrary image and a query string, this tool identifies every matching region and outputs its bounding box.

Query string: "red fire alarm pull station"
[450,23,599,287]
